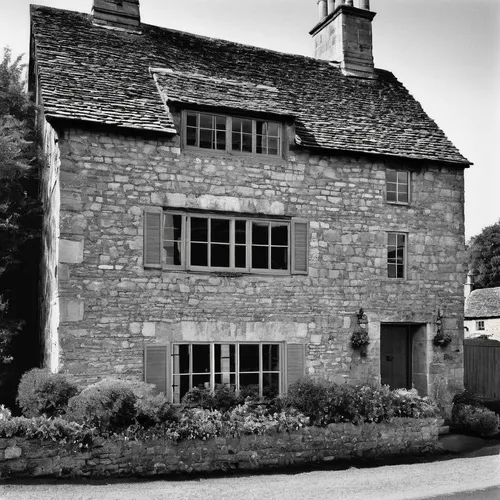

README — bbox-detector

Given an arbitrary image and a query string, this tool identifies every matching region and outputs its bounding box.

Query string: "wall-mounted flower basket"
[351,308,369,357]
[432,309,451,347]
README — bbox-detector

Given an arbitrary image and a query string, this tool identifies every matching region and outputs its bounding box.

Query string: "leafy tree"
[0,47,41,407]
[467,220,500,289]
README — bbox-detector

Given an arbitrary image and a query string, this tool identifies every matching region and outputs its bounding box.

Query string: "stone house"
[464,278,500,341]
[30,0,470,406]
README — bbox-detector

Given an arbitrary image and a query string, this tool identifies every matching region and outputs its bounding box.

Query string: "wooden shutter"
[291,219,309,274]
[144,344,169,396]
[286,343,305,390]
[144,207,162,268]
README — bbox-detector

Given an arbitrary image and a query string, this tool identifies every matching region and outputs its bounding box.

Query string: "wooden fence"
[464,339,500,399]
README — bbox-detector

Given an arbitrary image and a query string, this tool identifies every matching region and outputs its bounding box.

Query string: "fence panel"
[464,340,500,399]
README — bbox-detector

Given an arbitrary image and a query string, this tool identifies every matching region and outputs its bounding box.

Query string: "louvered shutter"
[291,219,309,274]
[144,344,169,396]
[144,207,162,268]
[286,343,305,389]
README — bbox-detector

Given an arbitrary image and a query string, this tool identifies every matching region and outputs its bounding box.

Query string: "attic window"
[184,111,282,157]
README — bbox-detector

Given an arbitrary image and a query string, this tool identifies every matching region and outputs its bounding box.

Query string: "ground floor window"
[476,320,485,331]
[172,342,282,403]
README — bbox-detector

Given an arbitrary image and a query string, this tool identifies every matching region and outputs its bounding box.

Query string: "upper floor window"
[387,232,407,279]
[184,111,282,157]
[386,169,409,204]
[476,320,485,331]
[144,208,308,275]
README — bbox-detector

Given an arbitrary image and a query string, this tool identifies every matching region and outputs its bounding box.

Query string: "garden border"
[0,417,444,478]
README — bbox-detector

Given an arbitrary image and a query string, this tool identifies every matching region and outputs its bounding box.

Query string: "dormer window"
[184,111,282,157]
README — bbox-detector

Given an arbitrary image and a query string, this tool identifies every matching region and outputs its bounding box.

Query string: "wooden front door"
[380,325,411,389]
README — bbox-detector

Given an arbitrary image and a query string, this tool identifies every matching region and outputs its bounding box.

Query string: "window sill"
[386,201,410,207]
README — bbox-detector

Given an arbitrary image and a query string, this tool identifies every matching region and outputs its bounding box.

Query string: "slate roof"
[465,287,500,319]
[30,5,470,165]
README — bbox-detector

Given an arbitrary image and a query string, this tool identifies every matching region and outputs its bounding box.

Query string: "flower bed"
[0,417,443,478]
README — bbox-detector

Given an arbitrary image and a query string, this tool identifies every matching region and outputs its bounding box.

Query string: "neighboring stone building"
[464,283,500,342]
[30,0,470,406]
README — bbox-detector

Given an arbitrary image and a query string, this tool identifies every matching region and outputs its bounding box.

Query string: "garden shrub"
[16,368,79,418]
[66,379,137,433]
[452,403,500,437]
[181,385,245,411]
[284,378,329,424]
[0,404,11,420]
[135,393,177,428]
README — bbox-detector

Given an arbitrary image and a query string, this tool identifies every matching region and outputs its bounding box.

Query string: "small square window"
[476,320,485,331]
[386,169,409,204]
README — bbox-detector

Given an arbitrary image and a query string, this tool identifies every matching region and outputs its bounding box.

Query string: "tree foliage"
[0,47,41,406]
[467,220,500,289]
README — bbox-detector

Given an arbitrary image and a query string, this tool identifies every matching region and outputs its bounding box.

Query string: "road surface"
[0,453,499,500]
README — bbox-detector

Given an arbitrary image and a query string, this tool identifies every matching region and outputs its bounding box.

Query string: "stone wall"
[43,119,466,406]
[0,418,443,478]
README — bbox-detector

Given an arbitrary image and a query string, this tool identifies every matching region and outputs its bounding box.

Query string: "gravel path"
[0,454,499,500]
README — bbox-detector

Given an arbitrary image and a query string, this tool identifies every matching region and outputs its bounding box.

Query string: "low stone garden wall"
[0,418,443,478]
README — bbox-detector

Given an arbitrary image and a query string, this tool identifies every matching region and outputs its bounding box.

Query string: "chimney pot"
[317,0,328,20]
[327,0,335,14]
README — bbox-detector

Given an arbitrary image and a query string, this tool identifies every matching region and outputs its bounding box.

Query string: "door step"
[438,425,450,435]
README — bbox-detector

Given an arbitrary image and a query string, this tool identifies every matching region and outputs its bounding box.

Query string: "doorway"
[380,324,412,389]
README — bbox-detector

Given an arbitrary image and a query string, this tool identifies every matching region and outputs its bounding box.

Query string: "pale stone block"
[129,322,141,334]
[59,239,84,264]
[142,322,156,337]
[59,298,84,322]
[5,446,22,460]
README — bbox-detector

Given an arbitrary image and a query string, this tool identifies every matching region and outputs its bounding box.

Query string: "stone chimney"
[464,270,477,298]
[310,0,376,79]
[93,0,141,32]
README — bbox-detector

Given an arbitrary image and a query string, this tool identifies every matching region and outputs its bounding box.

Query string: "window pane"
[163,214,183,266]
[191,243,208,266]
[240,344,260,372]
[271,247,287,270]
[199,128,215,149]
[386,170,397,183]
[174,344,190,374]
[252,245,268,269]
[397,234,406,248]
[239,376,259,398]
[192,344,210,374]
[211,244,230,267]
[211,219,230,243]
[232,132,241,151]
[388,265,396,278]
[235,245,246,268]
[241,119,252,134]
[215,344,236,373]
[235,220,246,244]
[186,113,197,127]
[252,221,269,245]
[199,113,213,129]
[233,118,243,133]
[268,137,279,155]
[186,126,197,146]
[256,134,265,154]
[191,218,208,242]
[216,131,226,150]
[388,233,397,247]
[397,171,408,184]
[173,374,190,404]
[263,373,280,399]
[216,116,226,130]
[399,190,408,203]
[271,224,288,245]
[242,133,252,152]
[262,344,280,371]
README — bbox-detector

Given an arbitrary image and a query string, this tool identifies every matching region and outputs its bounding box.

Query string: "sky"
[0,0,499,241]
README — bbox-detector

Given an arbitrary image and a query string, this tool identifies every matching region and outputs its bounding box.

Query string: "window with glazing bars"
[184,111,282,157]
[387,232,407,279]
